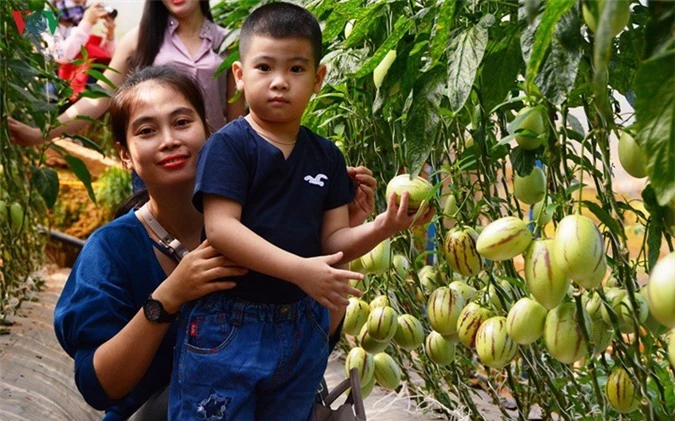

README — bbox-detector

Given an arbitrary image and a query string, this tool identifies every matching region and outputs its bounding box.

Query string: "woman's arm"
[8,27,139,146]
[92,241,244,399]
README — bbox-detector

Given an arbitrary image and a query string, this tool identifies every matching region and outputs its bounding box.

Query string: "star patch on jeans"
[196,392,231,420]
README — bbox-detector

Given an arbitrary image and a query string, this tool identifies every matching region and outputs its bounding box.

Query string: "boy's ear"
[313,64,327,94]
[232,61,245,92]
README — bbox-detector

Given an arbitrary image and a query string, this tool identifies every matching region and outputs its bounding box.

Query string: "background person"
[10,0,245,147]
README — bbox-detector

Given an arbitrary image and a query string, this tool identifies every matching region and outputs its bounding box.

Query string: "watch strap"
[144,294,178,323]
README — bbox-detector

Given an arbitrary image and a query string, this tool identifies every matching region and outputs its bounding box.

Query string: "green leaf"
[535,6,583,106]
[405,66,446,177]
[525,0,575,95]
[480,25,523,114]
[351,16,412,79]
[64,155,96,203]
[30,167,59,209]
[646,213,664,271]
[78,83,112,99]
[216,50,239,78]
[634,48,675,206]
[581,200,623,238]
[447,14,492,113]
[86,69,117,90]
[429,0,456,64]
[509,146,538,177]
[342,2,387,50]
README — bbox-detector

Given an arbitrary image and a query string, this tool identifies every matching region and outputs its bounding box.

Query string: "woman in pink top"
[9,0,245,146]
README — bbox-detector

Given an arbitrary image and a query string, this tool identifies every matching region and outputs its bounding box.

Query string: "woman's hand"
[7,118,44,147]
[153,240,247,313]
[103,16,116,42]
[347,166,376,227]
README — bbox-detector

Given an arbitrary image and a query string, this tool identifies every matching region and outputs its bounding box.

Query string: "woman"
[10,0,244,146]
[53,65,375,420]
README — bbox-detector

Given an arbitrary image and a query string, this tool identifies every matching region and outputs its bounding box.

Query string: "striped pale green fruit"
[360,371,376,399]
[373,352,402,390]
[444,227,482,276]
[573,254,607,290]
[476,217,533,261]
[345,347,374,386]
[543,302,592,364]
[343,297,370,336]
[605,367,640,414]
[583,291,603,320]
[367,305,398,342]
[614,291,649,334]
[475,316,518,369]
[485,280,514,312]
[361,238,391,274]
[590,318,613,354]
[443,194,458,221]
[448,280,477,303]
[385,174,433,214]
[424,331,456,366]
[391,254,410,279]
[552,214,605,280]
[531,199,553,226]
[646,251,675,328]
[506,297,547,345]
[392,314,424,351]
[357,323,389,354]
[524,239,570,310]
[417,265,443,291]
[513,167,546,205]
[618,131,647,178]
[369,294,390,311]
[600,288,627,326]
[456,302,493,349]
[427,286,465,336]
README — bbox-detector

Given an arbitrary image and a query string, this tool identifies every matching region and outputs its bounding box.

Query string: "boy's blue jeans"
[168,294,330,420]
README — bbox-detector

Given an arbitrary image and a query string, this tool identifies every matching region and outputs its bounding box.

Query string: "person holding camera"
[51,0,117,101]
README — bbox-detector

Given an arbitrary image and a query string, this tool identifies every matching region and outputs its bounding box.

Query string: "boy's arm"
[203,195,362,310]
[322,192,435,265]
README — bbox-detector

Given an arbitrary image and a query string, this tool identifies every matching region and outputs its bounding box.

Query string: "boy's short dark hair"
[239,2,322,68]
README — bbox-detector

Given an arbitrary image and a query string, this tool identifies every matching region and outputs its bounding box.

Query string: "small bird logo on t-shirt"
[304,174,328,187]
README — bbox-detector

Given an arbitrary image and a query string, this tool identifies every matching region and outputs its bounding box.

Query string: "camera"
[103,5,117,19]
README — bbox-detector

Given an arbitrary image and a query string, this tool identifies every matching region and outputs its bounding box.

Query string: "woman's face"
[119,81,206,188]
[161,0,202,20]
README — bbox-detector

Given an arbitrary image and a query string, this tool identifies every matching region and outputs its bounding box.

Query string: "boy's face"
[233,35,326,126]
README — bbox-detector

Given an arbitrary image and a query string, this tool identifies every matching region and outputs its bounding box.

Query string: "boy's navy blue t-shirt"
[193,118,355,304]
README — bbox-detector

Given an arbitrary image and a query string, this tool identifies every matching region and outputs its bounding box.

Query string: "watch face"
[145,300,162,321]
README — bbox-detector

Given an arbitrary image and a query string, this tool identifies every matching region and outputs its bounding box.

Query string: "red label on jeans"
[189,321,198,337]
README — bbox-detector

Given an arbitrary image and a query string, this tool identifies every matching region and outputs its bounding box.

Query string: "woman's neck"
[146,186,202,251]
[174,10,205,38]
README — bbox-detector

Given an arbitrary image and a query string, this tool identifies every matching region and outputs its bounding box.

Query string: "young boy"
[169,3,433,420]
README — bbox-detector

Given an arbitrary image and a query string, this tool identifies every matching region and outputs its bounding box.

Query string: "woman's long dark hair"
[129,0,214,70]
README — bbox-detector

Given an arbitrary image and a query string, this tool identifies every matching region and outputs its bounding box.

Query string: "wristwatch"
[143,295,178,323]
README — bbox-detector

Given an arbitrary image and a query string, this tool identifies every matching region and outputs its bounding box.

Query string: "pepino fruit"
[369,295,390,310]
[367,306,398,342]
[345,347,375,386]
[425,331,456,366]
[513,167,546,205]
[668,329,675,369]
[456,302,493,348]
[448,280,477,303]
[427,286,465,336]
[543,302,592,364]
[391,254,410,279]
[552,214,605,280]
[417,265,442,291]
[506,297,547,345]
[531,199,553,226]
[343,298,370,336]
[373,353,402,390]
[476,216,533,261]
[605,367,640,413]
[618,131,648,178]
[444,227,482,276]
[645,251,675,328]
[573,255,607,290]
[373,50,397,90]
[524,239,570,309]
[512,107,547,150]
[357,324,389,354]
[443,194,458,220]
[386,174,433,214]
[392,314,425,351]
[590,318,613,354]
[475,316,518,369]
[361,239,391,274]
